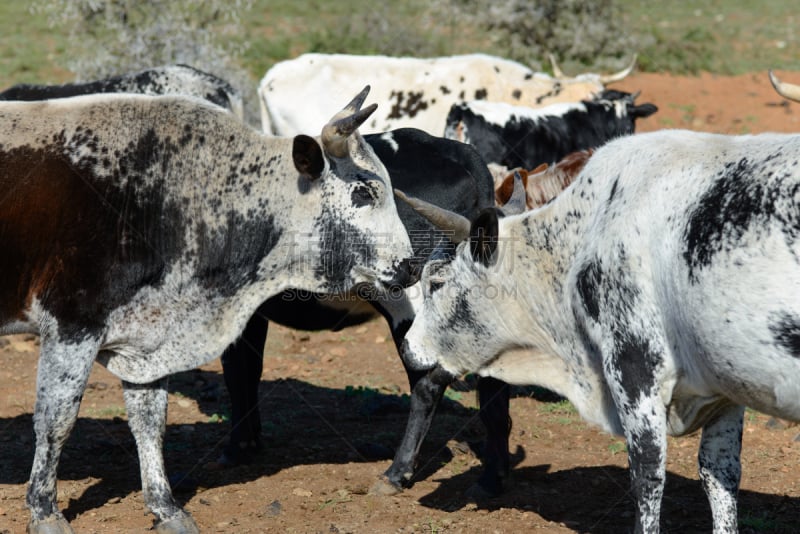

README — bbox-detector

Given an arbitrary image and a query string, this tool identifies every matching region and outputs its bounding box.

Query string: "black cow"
[445,89,657,171]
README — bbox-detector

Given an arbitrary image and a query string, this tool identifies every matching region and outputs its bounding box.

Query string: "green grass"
[618,0,800,74]
[1,1,798,91]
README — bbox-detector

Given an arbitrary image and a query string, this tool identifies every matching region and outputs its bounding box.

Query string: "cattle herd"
[0,52,799,533]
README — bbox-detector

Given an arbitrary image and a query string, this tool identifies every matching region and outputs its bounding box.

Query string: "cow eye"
[422,259,450,298]
[351,182,378,208]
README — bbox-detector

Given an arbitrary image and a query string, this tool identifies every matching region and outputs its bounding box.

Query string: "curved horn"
[343,85,371,112]
[549,53,567,79]
[501,171,528,215]
[600,54,638,84]
[395,189,471,244]
[769,70,800,103]
[321,101,378,158]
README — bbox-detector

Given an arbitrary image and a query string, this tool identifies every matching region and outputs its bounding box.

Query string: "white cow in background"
[259,52,637,135]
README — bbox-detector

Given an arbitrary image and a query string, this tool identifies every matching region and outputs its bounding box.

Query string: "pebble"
[292,488,312,497]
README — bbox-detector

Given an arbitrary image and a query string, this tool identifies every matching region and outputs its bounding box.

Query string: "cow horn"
[343,84,371,112]
[599,54,638,84]
[394,189,471,244]
[321,86,377,158]
[769,70,800,103]
[501,171,527,215]
[549,53,566,79]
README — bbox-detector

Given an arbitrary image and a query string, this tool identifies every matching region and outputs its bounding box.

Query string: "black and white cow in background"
[0,88,415,533]
[259,53,637,135]
[218,127,512,495]
[445,89,657,171]
[0,64,244,121]
[400,129,800,532]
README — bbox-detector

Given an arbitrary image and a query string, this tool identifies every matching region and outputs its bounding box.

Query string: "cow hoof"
[369,475,403,496]
[156,515,200,534]
[27,516,75,534]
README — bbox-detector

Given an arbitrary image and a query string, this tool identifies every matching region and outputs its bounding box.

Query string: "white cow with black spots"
[400,129,800,533]
[0,87,414,534]
[259,53,637,135]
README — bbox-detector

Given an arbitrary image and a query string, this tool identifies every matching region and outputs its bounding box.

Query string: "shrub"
[31,0,259,125]
[432,0,645,73]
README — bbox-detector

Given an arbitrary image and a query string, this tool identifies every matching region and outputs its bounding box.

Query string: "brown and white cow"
[0,87,413,533]
[494,149,594,208]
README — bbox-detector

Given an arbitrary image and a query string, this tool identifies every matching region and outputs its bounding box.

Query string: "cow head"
[400,205,512,372]
[395,187,527,371]
[289,86,416,293]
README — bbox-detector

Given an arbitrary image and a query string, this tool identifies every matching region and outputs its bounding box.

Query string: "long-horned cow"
[0,88,414,533]
[258,53,637,135]
[401,129,800,532]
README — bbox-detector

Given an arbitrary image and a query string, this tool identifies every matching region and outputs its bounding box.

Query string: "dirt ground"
[2,71,800,533]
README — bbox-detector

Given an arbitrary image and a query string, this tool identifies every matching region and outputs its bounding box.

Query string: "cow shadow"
[4,371,800,534]
[418,463,800,533]
[0,375,480,522]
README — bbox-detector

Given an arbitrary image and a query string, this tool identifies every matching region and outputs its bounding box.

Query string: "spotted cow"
[401,129,800,532]
[258,53,637,135]
[216,127,510,495]
[0,88,414,533]
[0,64,244,121]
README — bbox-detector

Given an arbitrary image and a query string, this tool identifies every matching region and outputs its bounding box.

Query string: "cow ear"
[630,103,658,119]
[293,134,326,180]
[470,208,501,267]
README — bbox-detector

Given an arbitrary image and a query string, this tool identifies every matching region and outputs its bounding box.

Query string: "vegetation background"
[1,0,798,126]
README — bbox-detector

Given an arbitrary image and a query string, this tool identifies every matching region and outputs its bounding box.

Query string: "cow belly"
[98,286,265,384]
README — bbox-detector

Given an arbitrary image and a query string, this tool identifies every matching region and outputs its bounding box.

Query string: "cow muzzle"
[383,256,422,289]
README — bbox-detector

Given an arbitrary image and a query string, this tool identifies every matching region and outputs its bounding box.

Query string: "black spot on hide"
[770,313,800,358]
[683,156,800,282]
[314,209,377,293]
[576,259,603,321]
[195,210,283,296]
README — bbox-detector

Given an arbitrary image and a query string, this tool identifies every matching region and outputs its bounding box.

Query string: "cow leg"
[602,327,670,533]
[26,335,99,534]
[617,393,668,534]
[373,364,454,494]
[123,379,199,533]
[698,404,744,534]
[468,376,511,498]
[219,312,268,465]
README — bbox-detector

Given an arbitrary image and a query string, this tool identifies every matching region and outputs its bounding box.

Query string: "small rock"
[292,488,312,497]
[176,399,191,408]
[374,336,386,344]
[107,496,121,504]
[766,417,787,430]
[355,326,368,335]
[266,500,282,516]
